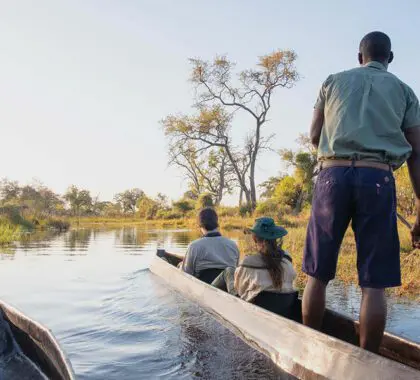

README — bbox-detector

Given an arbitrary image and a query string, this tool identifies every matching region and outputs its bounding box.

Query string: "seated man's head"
[198,207,219,234]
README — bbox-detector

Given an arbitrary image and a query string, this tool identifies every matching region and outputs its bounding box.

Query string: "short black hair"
[359,31,391,62]
[198,207,218,231]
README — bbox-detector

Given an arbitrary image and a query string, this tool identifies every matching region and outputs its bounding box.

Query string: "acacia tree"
[169,141,235,205]
[164,51,298,209]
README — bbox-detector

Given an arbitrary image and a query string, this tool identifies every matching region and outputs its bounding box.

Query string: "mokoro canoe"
[0,300,74,380]
[150,250,420,380]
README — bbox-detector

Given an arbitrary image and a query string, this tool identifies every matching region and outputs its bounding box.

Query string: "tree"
[168,140,235,205]
[0,179,21,205]
[273,176,302,209]
[64,185,93,219]
[137,195,160,219]
[164,51,299,210]
[259,176,283,199]
[173,199,195,215]
[196,193,214,210]
[137,193,169,219]
[114,188,144,215]
[279,134,317,212]
[19,183,63,218]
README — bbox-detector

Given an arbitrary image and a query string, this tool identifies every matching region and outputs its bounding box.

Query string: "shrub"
[216,206,239,217]
[156,209,183,220]
[239,204,253,217]
[45,219,70,231]
[173,199,195,215]
[196,193,214,210]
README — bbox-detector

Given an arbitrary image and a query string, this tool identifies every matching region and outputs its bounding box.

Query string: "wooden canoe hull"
[151,251,420,380]
[0,300,75,380]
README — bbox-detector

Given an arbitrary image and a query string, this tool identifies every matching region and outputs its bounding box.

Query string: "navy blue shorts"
[303,167,401,288]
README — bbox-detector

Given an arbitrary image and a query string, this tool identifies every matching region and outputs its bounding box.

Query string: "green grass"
[0,219,22,245]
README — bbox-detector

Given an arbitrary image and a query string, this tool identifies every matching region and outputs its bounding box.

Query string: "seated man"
[212,217,297,317]
[181,207,239,283]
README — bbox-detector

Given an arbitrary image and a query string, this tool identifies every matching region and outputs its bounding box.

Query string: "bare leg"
[302,276,327,329]
[359,288,386,353]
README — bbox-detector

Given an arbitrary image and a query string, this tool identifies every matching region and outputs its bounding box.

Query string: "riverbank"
[2,213,418,298]
[0,215,70,246]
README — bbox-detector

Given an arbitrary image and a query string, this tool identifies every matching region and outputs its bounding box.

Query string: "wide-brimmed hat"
[245,217,288,240]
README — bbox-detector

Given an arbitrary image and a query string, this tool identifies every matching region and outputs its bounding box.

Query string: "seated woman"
[212,217,297,317]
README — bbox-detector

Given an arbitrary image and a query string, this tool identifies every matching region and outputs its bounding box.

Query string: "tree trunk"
[239,189,243,206]
[248,121,261,211]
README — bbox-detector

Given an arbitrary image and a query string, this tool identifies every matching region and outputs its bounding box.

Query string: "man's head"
[198,207,219,233]
[358,31,393,67]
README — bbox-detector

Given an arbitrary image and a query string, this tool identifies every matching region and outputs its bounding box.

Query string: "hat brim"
[244,226,288,240]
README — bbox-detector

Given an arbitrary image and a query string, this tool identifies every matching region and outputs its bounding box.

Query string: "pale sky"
[1,1,419,204]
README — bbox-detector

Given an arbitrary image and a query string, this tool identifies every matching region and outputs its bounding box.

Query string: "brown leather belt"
[318,159,392,172]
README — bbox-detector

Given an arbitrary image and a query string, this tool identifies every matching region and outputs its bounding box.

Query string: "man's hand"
[411,220,420,249]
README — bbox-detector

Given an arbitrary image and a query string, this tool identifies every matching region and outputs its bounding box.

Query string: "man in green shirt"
[302,31,420,353]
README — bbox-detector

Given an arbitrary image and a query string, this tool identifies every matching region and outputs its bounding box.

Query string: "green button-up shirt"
[315,61,420,168]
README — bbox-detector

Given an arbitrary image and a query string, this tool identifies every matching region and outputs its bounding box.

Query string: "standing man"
[302,31,420,353]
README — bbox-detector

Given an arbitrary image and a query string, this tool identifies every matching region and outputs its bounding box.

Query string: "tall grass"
[0,219,22,245]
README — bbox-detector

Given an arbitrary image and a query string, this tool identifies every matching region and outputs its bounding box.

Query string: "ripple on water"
[0,227,418,379]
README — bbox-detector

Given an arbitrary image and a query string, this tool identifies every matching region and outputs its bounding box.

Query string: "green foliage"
[64,186,93,217]
[114,188,144,215]
[239,204,253,217]
[255,199,292,219]
[45,219,70,231]
[216,206,239,217]
[173,199,195,215]
[196,193,214,210]
[273,176,302,209]
[155,209,183,220]
[259,176,282,199]
[0,217,22,245]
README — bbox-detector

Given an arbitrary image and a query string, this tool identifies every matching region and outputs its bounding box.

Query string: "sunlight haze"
[1,0,419,204]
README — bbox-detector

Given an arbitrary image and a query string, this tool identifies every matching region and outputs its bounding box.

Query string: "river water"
[0,227,418,379]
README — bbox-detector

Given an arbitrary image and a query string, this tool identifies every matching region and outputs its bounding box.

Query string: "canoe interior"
[157,249,420,371]
[0,302,74,380]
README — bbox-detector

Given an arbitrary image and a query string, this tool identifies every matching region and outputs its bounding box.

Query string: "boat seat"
[198,268,224,284]
[252,291,299,319]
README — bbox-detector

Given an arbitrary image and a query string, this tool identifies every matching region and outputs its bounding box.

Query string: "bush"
[217,206,239,217]
[255,199,292,221]
[156,209,183,220]
[0,206,34,230]
[239,204,253,217]
[196,193,214,210]
[173,199,195,215]
[45,219,70,231]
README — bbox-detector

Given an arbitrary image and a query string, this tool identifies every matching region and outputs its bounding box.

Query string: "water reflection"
[64,229,92,252]
[0,225,418,379]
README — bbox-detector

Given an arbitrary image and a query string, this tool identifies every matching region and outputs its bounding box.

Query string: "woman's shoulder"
[240,253,264,267]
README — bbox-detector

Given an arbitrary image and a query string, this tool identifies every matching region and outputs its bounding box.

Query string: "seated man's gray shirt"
[182,235,239,277]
